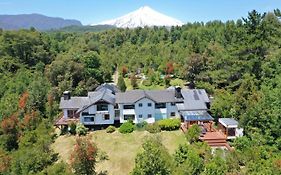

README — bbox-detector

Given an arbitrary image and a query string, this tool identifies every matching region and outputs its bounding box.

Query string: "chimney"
[63,91,71,100]
[175,86,183,99]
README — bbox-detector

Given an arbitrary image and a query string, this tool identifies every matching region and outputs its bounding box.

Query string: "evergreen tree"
[117,75,127,92]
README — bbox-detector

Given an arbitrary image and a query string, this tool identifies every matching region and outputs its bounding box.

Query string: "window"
[124,115,135,120]
[138,103,143,107]
[148,103,152,107]
[67,110,78,118]
[147,114,152,118]
[81,112,89,116]
[170,112,176,117]
[97,104,108,111]
[138,114,143,118]
[171,102,176,106]
[155,103,166,109]
[104,114,110,120]
[123,104,135,109]
[84,117,94,122]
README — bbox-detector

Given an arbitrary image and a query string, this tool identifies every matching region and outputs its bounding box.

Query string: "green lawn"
[52,130,186,175]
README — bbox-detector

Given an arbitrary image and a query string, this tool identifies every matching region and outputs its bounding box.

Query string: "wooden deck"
[181,122,233,150]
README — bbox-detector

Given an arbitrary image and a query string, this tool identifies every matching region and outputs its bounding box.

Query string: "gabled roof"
[95,83,120,94]
[60,89,115,112]
[77,89,115,113]
[116,90,181,104]
[177,89,210,111]
[59,97,89,109]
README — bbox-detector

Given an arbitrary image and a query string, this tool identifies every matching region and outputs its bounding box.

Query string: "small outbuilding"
[218,118,243,139]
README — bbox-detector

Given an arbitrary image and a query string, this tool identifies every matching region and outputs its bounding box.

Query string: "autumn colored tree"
[22,110,40,131]
[70,137,97,175]
[0,149,11,174]
[0,114,19,151]
[165,62,174,75]
[18,91,29,109]
[121,66,128,77]
[130,73,138,89]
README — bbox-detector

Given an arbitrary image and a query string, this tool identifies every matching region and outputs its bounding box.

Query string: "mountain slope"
[0,14,82,30]
[50,25,116,33]
[96,6,183,28]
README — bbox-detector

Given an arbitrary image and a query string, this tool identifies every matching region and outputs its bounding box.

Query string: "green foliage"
[10,122,57,175]
[119,121,135,134]
[157,118,181,131]
[68,122,77,135]
[132,137,173,175]
[185,124,201,144]
[174,144,204,175]
[135,121,148,131]
[39,161,73,175]
[106,125,116,133]
[75,123,88,136]
[130,74,138,89]
[145,123,161,133]
[117,75,127,92]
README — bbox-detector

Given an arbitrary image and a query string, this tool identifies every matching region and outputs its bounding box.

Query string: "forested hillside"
[0,10,281,174]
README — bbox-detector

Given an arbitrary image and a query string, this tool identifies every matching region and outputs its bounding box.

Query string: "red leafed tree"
[166,62,174,75]
[121,66,128,77]
[18,91,29,109]
[0,149,11,174]
[22,110,40,130]
[70,136,97,175]
[1,114,19,134]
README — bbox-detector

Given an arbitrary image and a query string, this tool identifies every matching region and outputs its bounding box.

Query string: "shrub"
[106,125,116,133]
[68,122,76,135]
[135,121,148,131]
[119,121,135,134]
[157,118,181,131]
[76,123,88,136]
[145,123,161,133]
[185,124,201,144]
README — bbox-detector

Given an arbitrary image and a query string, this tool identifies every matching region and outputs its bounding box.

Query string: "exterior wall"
[166,102,179,118]
[119,98,178,124]
[80,104,115,125]
[63,109,68,119]
[63,108,79,119]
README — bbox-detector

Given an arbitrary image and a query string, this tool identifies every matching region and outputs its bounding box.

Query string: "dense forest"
[0,9,281,174]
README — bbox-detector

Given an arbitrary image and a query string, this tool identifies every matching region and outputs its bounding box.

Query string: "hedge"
[157,118,181,131]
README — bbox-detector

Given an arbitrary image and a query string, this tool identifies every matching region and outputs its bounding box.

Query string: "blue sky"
[1,0,280,25]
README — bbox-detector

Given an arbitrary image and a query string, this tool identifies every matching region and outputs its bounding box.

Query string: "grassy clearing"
[124,77,165,90]
[52,130,186,175]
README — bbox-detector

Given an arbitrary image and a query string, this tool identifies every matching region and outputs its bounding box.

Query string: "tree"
[117,75,127,92]
[130,73,138,89]
[132,137,173,175]
[185,124,201,144]
[70,137,97,175]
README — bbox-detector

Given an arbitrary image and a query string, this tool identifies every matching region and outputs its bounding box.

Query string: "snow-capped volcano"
[95,6,183,28]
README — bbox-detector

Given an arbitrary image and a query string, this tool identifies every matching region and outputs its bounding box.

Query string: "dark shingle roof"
[177,89,210,111]
[116,90,181,104]
[59,97,89,109]
[60,89,115,111]
[95,83,120,94]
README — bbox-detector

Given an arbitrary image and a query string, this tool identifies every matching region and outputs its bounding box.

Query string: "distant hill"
[0,14,82,31]
[51,25,116,33]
